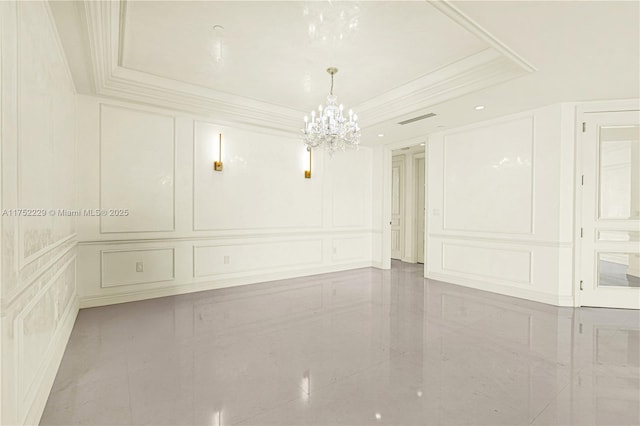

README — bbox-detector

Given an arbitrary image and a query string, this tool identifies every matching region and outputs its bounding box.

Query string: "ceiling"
[51,1,640,146]
[121,1,487,109]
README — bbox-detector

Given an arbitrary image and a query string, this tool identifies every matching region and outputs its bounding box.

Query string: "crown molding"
[84,1,302,133]
[356,49,528,127]
[83,0,534,133]
[428,1,537,73]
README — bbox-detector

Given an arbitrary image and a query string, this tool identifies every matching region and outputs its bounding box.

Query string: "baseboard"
[371,261,386,269]
[426,272,575,307]
[80,261,374,308]
[24,296,79,426]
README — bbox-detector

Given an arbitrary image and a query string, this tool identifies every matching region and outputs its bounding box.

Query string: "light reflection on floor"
[41,261,640,425]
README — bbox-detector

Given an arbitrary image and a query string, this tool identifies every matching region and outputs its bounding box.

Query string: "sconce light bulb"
[318,105,323,112]
[304,115,308,123]
[353,114,358,121]
[311,110,315,118]
[339,104,344,111]
[349,109,353,116]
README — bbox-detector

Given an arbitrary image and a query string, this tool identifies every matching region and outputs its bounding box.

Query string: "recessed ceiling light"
[475,105,485,110]
[378,133,384,137]
[420,143,425,146]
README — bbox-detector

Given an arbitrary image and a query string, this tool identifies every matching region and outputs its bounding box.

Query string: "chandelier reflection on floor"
[302,67,360,155]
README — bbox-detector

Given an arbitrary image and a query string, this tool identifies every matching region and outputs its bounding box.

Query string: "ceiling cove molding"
[84,0,302,133]
[356,49,527,127]
[427,1,537,73]
[84,0,535,133]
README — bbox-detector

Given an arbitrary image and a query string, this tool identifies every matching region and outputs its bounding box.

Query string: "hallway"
[41,262,640,425]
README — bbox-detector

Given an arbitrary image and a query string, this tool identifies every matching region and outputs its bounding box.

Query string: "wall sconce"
[214,133,223,171]
[304,147,312,178]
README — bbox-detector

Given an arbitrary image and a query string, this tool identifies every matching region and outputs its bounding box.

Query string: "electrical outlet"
[136,262,144,272]
[223,255,230,264]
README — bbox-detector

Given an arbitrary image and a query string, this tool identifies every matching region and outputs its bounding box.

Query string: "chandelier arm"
[303,67,360,153]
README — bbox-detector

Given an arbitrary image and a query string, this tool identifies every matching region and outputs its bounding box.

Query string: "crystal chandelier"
[302,67,360,154]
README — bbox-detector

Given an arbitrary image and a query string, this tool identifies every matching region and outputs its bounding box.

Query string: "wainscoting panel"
[15,258,76,421]
[194,239,323,277]
[442,242,532,284]
[332,236,371,262]
[101,248,175,288]
[428,235,574,305]
[77,231,375,308]
[99,104,175,233]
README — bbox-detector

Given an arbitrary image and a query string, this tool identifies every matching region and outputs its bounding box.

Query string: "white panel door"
[416,157,426,264]
[391,157,404,260]
[580,111,640,309]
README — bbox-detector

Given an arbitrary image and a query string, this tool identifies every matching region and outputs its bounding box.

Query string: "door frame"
[574,99,640,307]
[390,155,405,260]
[381,137,428,275]
[414,153,426,264]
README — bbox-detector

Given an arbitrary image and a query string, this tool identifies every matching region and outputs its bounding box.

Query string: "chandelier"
[302,67,360,154]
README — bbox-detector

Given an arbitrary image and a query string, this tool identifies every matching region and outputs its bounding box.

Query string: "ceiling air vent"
[398,113,437,125]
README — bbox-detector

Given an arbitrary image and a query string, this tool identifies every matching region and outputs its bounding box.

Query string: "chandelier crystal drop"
[302,67,360,155]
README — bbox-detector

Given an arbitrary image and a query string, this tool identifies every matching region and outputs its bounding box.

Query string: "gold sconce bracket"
[304,146,312,178]
[214,133,223,171]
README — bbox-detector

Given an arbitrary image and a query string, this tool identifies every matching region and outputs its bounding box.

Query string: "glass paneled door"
[580,111,640,309]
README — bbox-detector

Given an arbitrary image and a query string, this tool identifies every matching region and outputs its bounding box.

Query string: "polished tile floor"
[42,261,640,425]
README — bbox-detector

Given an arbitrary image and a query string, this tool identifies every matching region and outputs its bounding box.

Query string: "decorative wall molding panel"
[441,242,532,284]
[15,0,76,270]
[328,150,372,228]
[101,248,175,288]
[1,2,79,425]
[331,237,371,263]
[427,104,576,306]
[443,116,534,234]
[99,104,175,233]
[77,231,373,308]
[192,121,324,231]
[76,95,375,308]
[193,240,323,277]
[15,259,76,422]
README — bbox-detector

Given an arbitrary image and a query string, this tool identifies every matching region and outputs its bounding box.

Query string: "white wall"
[0,1,79,424]
[426,104,576,306]
[75,96,375,307]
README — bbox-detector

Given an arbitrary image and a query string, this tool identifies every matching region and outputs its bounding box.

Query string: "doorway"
[389,144,426,264]
[391,156,404,260]
[415,156,425,264]
[578,108,640,309]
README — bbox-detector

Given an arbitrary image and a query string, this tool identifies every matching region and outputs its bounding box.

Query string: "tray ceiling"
[78,0,533,133]
[120,1,488,109]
